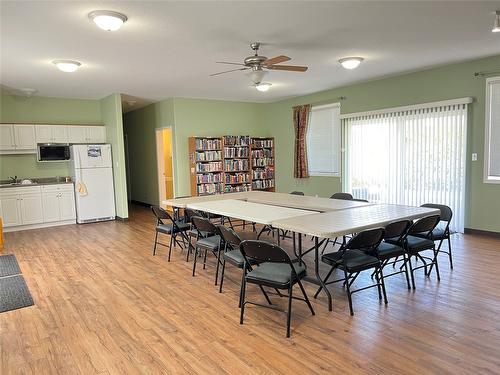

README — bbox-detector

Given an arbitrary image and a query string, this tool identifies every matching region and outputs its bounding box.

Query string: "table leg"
[304,236,332,311]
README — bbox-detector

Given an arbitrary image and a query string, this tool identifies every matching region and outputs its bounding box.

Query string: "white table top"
[271,204,441,238]
[163,191,251,208]
[186,199,319,225]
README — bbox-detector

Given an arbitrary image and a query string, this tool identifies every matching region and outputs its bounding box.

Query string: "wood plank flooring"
[1,204,499,374]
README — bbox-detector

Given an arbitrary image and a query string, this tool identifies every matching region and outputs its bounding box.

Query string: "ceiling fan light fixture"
[493,11,500,32]
[89,10,127,31]
[255,83,272,92]
[247,69,267,84]
[339,57,364,70]
[52,60,82,72]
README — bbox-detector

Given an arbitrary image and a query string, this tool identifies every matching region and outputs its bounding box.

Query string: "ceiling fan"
[210,42,308,84]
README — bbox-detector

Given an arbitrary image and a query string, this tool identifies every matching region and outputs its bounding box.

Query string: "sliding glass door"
[344,103,468,232]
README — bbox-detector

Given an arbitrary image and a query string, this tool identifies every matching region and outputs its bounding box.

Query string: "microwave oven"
[37,144,70,162]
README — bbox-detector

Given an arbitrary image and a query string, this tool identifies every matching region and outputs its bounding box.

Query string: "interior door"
[0,125,16,150]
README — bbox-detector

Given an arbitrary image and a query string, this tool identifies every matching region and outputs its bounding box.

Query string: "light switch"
[472,153,478,161]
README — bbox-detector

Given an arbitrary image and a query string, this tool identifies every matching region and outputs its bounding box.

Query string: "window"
[484,76,500,183]
[306,103,341,176]
[343,98,470,233]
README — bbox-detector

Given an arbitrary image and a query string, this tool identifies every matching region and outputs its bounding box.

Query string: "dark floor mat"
[0,254,21,277]
[0,275,34,313]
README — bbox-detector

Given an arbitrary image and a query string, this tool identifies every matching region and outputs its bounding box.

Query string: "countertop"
[0,177,73,189]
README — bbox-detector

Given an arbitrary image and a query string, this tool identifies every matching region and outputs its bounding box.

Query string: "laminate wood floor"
[1,204,499,374]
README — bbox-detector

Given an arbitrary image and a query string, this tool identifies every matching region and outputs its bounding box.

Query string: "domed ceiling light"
[89,10,127,31]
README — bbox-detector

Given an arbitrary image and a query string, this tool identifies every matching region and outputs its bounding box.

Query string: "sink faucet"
[9,176,18,183]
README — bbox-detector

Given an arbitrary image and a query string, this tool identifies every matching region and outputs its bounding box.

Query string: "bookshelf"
[188,135,275,196]
[251,137,275,191]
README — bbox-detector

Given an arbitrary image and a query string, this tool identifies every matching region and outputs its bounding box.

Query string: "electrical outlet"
[472,153,478,161]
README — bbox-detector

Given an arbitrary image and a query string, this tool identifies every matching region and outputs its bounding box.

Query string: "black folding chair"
[320,193,355,252]
[290,191,305,195]
[414,204,454,270]
[191,216,223,284]
[315,227,387,316]
[151,206,191,261]
[239,240,315,338]
[330,192,353,200]
[387,215,441,289]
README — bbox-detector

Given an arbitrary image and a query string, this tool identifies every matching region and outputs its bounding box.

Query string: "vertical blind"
[343,102,468,232]
[306,103,341,175]
[485,77,500,182]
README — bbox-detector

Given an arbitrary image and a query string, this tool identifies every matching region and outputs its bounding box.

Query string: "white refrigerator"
[70,144,116,223]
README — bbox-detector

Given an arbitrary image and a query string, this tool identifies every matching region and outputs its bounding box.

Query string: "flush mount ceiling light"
[52,60,82,72]
[339,57,364,70]
[255,83,272,92]
[493,11,500,32]
[89,10,127,31]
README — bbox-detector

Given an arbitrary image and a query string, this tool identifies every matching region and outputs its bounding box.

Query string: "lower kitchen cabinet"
[41,185,76,222]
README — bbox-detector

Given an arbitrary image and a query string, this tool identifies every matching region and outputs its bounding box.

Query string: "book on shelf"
[251,139,274,148]
[225,159,249,171]
[196,161,223,172]
[252,157,274,167]
[197,173,223,183]
[196,150,222,161]
[252,179,275,190]
[195,138,222,150]
[223,135,250,146]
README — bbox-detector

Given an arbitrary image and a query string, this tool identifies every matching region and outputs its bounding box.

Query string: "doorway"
[155,128,175,205]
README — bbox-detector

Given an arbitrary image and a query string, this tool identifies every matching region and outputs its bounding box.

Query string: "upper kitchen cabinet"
[68,125,106,144]
[0,124,36,153]
[36,125,68,143]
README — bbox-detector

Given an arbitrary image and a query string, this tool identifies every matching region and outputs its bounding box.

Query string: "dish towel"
[76,181,88,196]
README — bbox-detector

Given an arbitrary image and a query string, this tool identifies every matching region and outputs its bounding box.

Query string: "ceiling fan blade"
[210,67,248,77]
[215,61,246,66]
[267,65,308,72]
[264,55,291,66]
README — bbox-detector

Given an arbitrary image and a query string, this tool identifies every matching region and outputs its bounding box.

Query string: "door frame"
[155,126,176,205]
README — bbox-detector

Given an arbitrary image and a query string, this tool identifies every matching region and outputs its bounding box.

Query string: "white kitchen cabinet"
[0,125,16,150]
[14,125,36,150]
[35,125,68,144]
[0,195,22,227]
[19,193,44,225]
[68,126,106,143]
[41,184,76,223]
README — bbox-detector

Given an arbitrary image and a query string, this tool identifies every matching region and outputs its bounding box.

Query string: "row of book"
[196,161,223,172]
[224,147,249,158]
[224,184,251,193]
[252,139,273,148]
[196,150,222,161]
[253,168,274,180]
[252,158,274,167]
[197,183,223,195]
[197,173,223,183]
[225,159,249,171]
[224,135,250,146]
[225,173,250,184]
[251,149,273,158]
[195,138,222,150]
[252,179,275,190]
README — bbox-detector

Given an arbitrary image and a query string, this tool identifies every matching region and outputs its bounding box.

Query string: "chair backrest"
[345,227,385,252]
[191,216,217,235]
[151,206,173,224]
[184,208,203,223]
[421,203,453,223]
[240,240,291,264]
[407,215,441,237]
[384,220,412,241]
[290,191,305,196]
[330,192,353,200]
[216,225,242,248]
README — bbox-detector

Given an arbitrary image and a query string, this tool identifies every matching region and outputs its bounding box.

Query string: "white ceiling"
[1,1,500,104]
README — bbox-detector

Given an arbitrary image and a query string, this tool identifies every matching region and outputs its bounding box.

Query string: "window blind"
[485,77,500,182]
[306,104,341,176]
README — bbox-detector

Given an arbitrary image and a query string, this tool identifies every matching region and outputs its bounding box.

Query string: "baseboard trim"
[4,220,76,233]
[130,200,152,208]
[464,228,500,238]
[116,216,128,222]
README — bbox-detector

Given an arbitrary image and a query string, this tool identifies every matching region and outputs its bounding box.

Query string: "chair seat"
[376,241,405,260]
[340,250,380,273]
[413,228,447,240]
[196,235,221,251]
[223,249,259,267]
[405,235,436,253]
[322,250,344,266]
[157,221,190,234]
[190,228,211,238]
[246,262,306,288]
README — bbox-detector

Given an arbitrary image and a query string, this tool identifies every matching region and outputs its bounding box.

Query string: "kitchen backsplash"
[0,154,70,179]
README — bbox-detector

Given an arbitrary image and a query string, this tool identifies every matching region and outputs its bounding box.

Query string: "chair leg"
[153,231,159,255]
[447,237,453,269]
[286,283,293,338]
[402,255,411,290]
[407,255,416,289]
[240,275,247,324]
[215,249,222,286]
[192,246,198,276]
[297,279,315,315]
[203,248,208,269]
[238,266,245,308]
[379,266,388,304]
[344,268,354,316]
[432,246,441,281]
[374,270,382,300]
[167,232,174,262]
[219,260,226,293]
[259,285,273,305]
[313,266,335,299]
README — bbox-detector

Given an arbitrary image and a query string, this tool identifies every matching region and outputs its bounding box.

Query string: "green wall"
[123,98,266,205]
[0,91,102,179]
[100,93,128,219]
[261,54,500,232]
